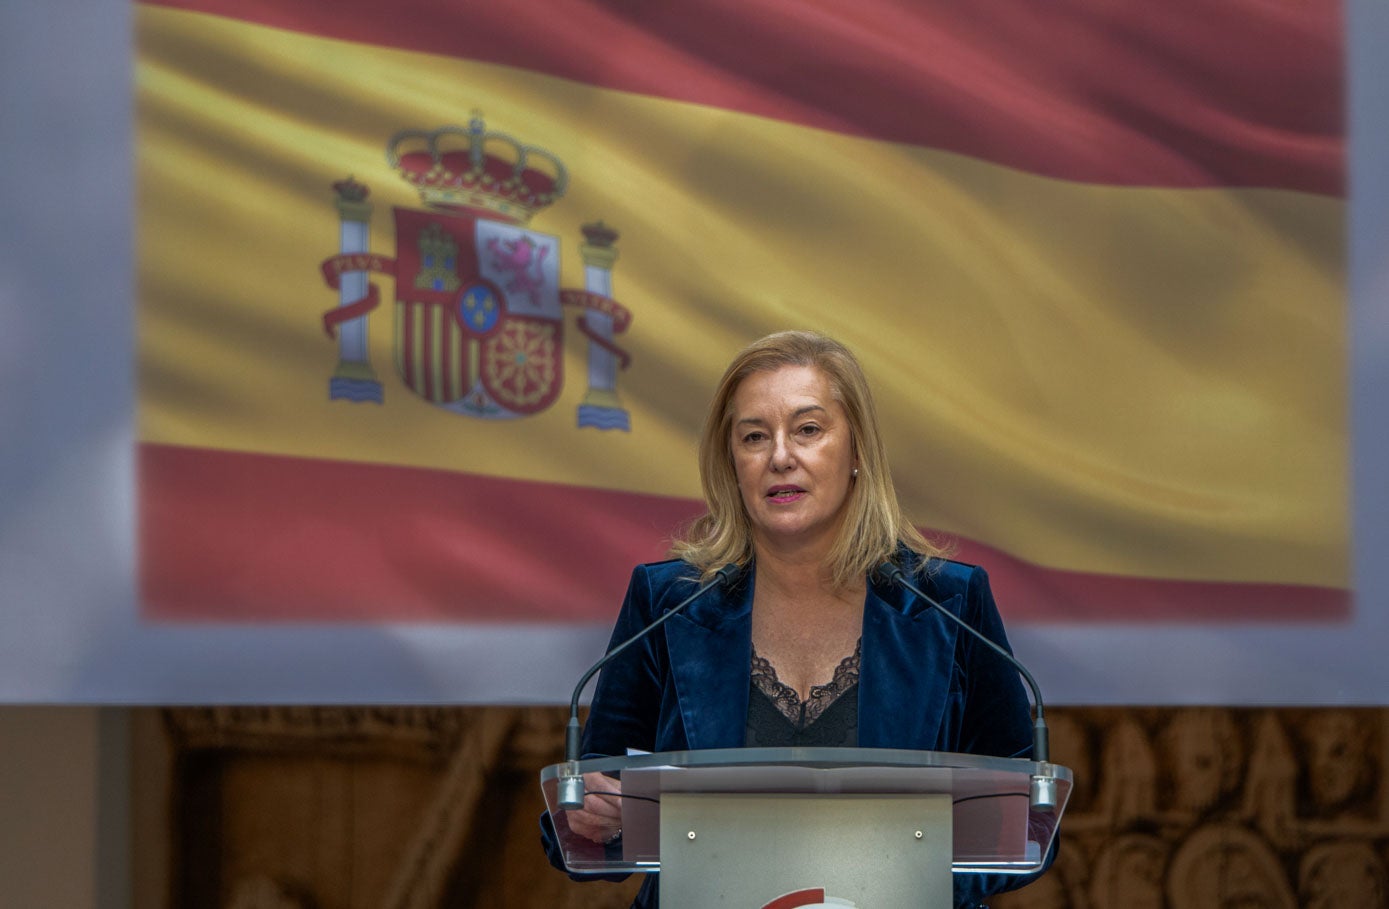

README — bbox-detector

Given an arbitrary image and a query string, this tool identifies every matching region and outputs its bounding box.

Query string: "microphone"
[557,563,742,810]
[875,562,1058,811]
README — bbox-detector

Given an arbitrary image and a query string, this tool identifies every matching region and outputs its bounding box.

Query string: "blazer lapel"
[664,573,754,750]
[858,577,960,750]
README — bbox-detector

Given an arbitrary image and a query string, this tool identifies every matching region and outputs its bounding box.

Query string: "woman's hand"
[563,771,624,844]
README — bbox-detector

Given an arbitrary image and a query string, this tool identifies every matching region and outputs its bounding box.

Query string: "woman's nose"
[770,436,795,472]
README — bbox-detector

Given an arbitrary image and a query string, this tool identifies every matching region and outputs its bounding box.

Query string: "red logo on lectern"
[759,889,857,909]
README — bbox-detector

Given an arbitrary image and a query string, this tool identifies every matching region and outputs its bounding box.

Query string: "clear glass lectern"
[542,747,1071,908]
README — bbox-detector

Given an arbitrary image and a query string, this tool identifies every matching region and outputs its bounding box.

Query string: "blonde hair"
[671,330,945,588]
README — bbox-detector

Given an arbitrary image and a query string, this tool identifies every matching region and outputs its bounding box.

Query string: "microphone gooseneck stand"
[557,564,741,810]
[876,562,1058,811]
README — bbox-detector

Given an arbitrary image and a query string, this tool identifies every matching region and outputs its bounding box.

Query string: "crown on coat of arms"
[386,114,567,223]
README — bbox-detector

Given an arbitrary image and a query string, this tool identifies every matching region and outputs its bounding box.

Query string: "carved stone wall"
[991,708,1389,909]
[133,706,641,909]
[132,707,1389,909]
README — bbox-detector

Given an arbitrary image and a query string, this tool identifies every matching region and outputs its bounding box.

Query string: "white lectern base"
[659,792,953,909]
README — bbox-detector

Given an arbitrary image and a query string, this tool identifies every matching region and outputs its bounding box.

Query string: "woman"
[543,330,1046,908]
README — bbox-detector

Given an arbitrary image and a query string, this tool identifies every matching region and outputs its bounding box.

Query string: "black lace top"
[745,639,861,747]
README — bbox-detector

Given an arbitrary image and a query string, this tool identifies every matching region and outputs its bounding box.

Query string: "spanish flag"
[137,0,1347,623]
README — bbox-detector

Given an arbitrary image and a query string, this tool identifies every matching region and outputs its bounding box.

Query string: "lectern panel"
[659,793,952,909]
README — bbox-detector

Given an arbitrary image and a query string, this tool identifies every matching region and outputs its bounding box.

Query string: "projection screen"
[0,0,1385,704]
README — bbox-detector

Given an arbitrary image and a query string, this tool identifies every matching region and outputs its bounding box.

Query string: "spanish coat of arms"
[318,116,632,430]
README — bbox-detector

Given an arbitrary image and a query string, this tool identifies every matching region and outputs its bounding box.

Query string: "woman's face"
[728,364,856,555]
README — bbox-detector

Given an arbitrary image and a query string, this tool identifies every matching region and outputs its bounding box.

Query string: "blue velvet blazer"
[542,553,1048,908]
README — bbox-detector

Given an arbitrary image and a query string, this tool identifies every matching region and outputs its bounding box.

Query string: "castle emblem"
[318,116,632,429]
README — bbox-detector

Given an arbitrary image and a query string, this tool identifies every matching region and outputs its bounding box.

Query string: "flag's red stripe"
[140,0,1343,195]
[140,443,704,622]
[139,444,1350,623]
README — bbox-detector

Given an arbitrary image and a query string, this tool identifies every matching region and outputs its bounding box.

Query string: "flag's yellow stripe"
[136,7,1347,587]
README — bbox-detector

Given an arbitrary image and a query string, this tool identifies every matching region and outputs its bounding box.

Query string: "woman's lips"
[766,486,806,503]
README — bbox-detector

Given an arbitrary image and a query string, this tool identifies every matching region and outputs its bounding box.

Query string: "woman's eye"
[798,424,821,436]
[742,431,765,443]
